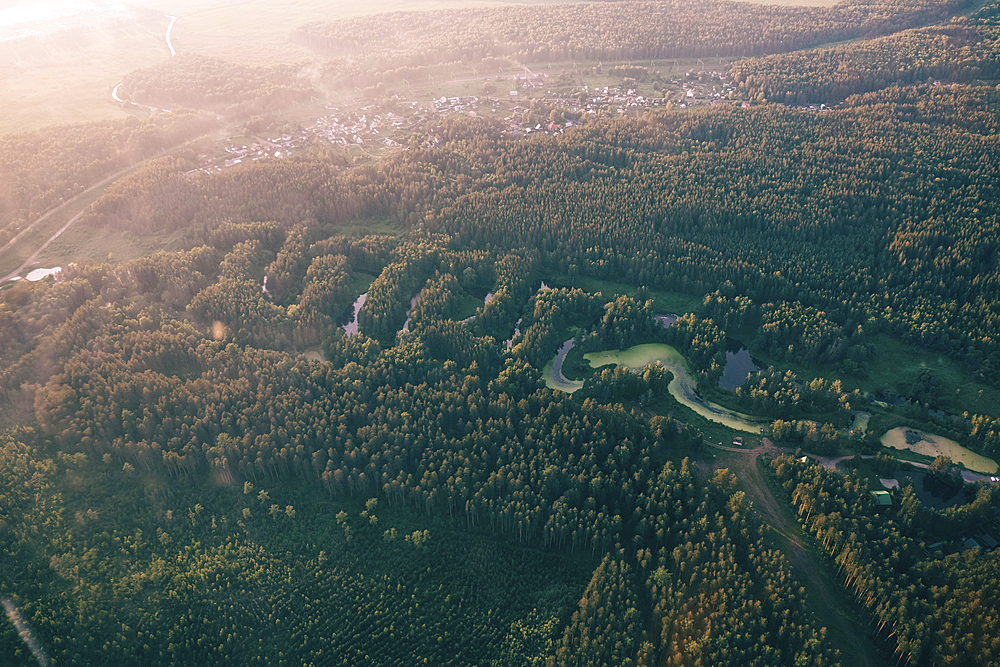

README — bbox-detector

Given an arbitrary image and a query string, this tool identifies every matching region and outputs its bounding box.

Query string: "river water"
[342,293,366,336]
[543,340,767,433]
[880,427,998,474]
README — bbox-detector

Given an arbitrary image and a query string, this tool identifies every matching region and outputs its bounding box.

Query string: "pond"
[23,266,61,281]
[851,411,871,433]
[891,469,972,510]
[341,293,366,336]
[718,344,763,391]
[880,427,998,474]
[653,313,678,328]
[544,341,768,433]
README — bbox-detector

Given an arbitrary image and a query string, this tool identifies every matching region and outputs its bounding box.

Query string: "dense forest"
[3,0,1000,664]
[294,0,970,67]
[769,454,1000,665]
[71,83,1000,399]
[734,1,1000,103]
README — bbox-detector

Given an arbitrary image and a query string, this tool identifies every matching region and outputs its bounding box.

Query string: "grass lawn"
[750,333,1000,419]
[336,215,404,237]
[350,272,377,295]
[37,224,188,269]
[554,274,705,315]
[452,292,483,320]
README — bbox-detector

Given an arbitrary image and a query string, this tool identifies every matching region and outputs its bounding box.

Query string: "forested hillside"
[295,0,969,66]
[734,1,1000,103]
[70,84,1000,394]
[3,0,1000,665]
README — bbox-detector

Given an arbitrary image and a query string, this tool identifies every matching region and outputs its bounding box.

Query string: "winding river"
[544,341,768,433]
[881,427,998,474]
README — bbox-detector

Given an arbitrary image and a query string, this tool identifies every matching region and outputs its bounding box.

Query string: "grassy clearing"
[453,292,482,320]
[350,272,377,295]
[750,333,1000,419]
[36,223,188,269]
[0,179,117,277]
[554,274,705,314]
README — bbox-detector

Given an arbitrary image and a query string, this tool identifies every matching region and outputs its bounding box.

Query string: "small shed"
[870,491,892,507]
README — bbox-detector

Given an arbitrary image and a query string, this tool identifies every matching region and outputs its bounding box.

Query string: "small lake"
[880,427,998,474]
[718,345,762,391]
[543,341,767,433]
[891,469,972,510]
[654,313,678,328]
[851,411,871,433]
[341,293,366,336]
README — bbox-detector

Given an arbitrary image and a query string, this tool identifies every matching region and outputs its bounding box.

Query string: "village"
[185,66,822,176]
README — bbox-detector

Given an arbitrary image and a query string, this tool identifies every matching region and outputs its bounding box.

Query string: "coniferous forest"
[2,1,1000,665]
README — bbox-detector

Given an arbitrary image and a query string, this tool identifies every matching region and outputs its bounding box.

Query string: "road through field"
[1,123,229,282]
[703,442,888,667]
[0,160,144,268]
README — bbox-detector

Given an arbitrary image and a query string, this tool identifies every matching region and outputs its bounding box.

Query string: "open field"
[553,275,706,315]
[0,0,849,136]
[0,19,168,134]
[0,0,564,134]
[142,0,563,66]
[751,334,1000,419]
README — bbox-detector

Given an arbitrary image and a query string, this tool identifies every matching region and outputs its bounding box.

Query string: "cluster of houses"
[184,134,309,176]
[433,95,494,115]
[305,104,416,147]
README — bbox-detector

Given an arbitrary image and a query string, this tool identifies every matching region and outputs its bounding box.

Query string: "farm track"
[0,123,232,282]
[702,442,889,667]
[0,161,145,280]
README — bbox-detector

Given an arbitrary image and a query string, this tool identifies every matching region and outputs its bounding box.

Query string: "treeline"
[293,0,969,72]
[732,0,1000,104]
[0,112,218,246]
[120,54,315,118]
[769,454,1000,666]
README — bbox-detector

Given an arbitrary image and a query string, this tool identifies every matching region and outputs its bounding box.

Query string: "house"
[733,437,743,447]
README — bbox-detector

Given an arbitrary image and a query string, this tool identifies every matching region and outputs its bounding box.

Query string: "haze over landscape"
[2,0,1000,665]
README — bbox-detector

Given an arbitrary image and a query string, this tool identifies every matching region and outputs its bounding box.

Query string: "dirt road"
[703,443,888,667]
